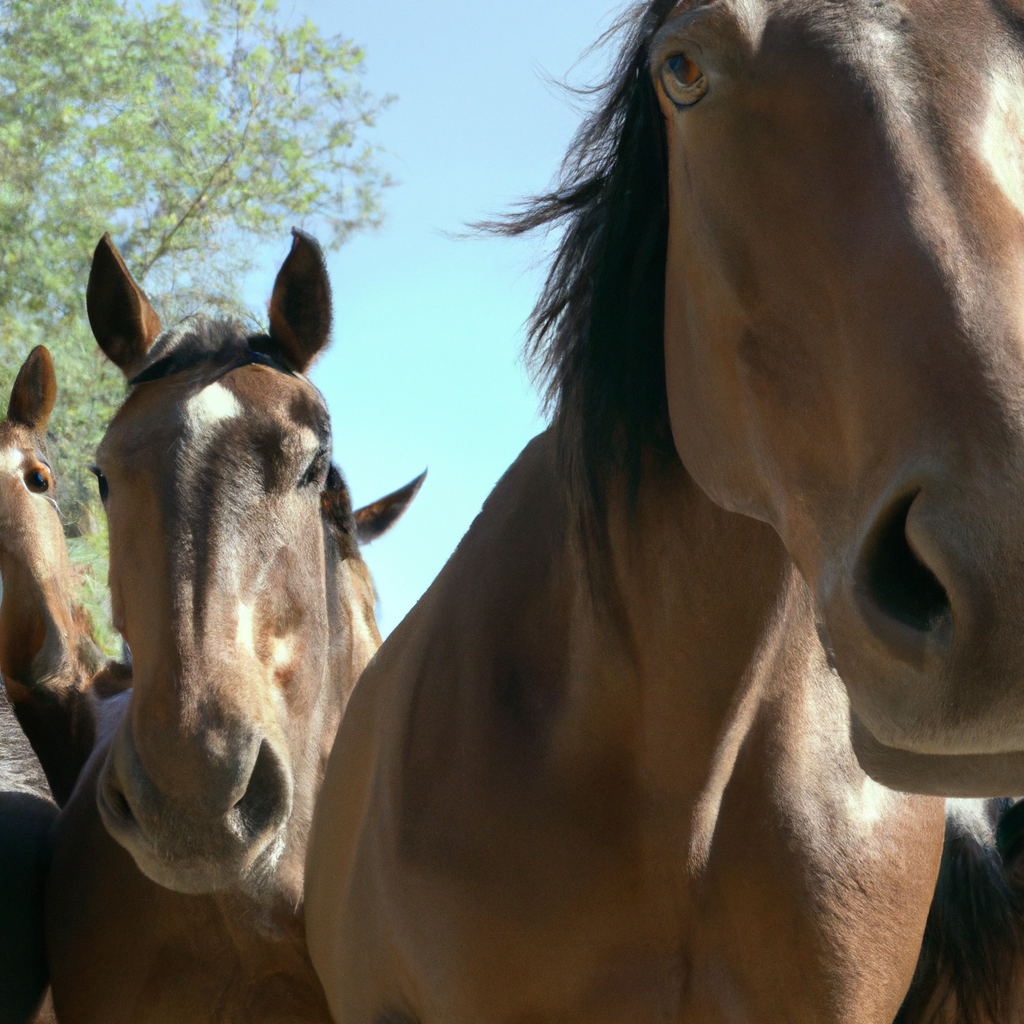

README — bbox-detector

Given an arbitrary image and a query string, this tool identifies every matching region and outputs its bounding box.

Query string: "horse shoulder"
[306,431,582,1021]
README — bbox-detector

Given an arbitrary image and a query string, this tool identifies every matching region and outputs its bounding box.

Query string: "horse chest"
[46,765,332,1024]
[680,668,945,1023]
[327,655,943,1024]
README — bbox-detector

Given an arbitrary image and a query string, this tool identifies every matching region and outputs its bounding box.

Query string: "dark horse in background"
[306,0,1024,1021]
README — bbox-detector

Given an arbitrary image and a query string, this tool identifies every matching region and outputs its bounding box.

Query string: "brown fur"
[307,0,1024,1019]
[307,434,945,1022]
[0,348,112,1023]
[45,235,418,1024]
[0,346,117,806]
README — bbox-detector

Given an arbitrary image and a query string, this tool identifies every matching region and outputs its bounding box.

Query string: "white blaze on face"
[184,382,242,444]
[0,445,23,476]
[982,63,1024,222]
[234,599,296,675]
[269,635,295,674]
[235,600,256,657]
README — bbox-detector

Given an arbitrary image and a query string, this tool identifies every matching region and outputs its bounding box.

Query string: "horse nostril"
[859,492,951,633]
[107,783,136,826]
[231,741,289,844]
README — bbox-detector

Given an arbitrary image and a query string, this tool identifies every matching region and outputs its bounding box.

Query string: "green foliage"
[66,519,120,659]
[0,0,389,522]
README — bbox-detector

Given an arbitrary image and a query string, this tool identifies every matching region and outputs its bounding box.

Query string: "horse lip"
[98,773,285,894]
[849,710,1024,797]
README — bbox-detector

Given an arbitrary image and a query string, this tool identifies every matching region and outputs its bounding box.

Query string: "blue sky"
[250,0,620,634]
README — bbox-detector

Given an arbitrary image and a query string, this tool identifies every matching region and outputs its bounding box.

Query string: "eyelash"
[299,450,328,488]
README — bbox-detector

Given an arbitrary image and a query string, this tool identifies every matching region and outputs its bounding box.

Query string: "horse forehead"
[183,381,242,438]
[679,0,1024,206]
[218,363,326,423]
[0,423,37,474]
[0,441,23,475]
[177,372,325,460]
[661,0,1001,89]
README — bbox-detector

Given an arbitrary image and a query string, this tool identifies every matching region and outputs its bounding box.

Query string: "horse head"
[647,0,1024,793]
[88,231,417,895]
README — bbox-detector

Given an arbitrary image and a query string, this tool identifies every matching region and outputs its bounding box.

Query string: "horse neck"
[548,441,807,839]
[0,529,99,805]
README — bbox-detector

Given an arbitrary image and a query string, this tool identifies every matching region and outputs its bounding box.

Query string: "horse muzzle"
[819,478,1024,794]
[96,718,294,894]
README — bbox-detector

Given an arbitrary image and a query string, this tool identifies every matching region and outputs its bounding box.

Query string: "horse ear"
[86,233,162,377]
[354,470,426,545]
[267,228,332,373]
[7,346,57,433]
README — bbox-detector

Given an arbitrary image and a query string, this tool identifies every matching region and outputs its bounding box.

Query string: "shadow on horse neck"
[44,230,420,1024]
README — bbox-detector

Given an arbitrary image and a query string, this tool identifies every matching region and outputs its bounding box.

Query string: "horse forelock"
[128,316,291,387]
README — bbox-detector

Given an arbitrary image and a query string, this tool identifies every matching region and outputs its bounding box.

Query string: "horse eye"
[89,465,109,502]
[25,468,49,493]
[300,449,329,489]
[662,53,708,107]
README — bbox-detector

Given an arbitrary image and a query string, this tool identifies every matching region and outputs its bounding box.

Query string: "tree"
[0,0,390,525]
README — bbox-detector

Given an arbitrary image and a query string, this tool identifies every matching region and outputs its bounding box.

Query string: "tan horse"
[45,232,422,1023]
[0,346,127,808]
[0,347,70,1023]
[305,0,1024,1019]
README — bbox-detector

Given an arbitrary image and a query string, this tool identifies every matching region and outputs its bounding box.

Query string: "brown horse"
[305,0,1024,1020]
[45,231,422,1023]
[0,348,68,1023]
[0,346,125,808]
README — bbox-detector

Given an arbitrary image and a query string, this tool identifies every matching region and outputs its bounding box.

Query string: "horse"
[0,345,105,1024]
[0,345,131,810]
[0,687,55,1024]
[44,230,423,1023]
[304,0,1024,1019]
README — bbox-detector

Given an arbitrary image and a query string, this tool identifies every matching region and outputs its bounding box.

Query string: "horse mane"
[896,799,1024,1024]
[494,0,678,532]
[128,316,278,386]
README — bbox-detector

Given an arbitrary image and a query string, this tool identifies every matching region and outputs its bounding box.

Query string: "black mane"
[498,0,678,526]
[128,316,293,387]
[896,800,1024,1024]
